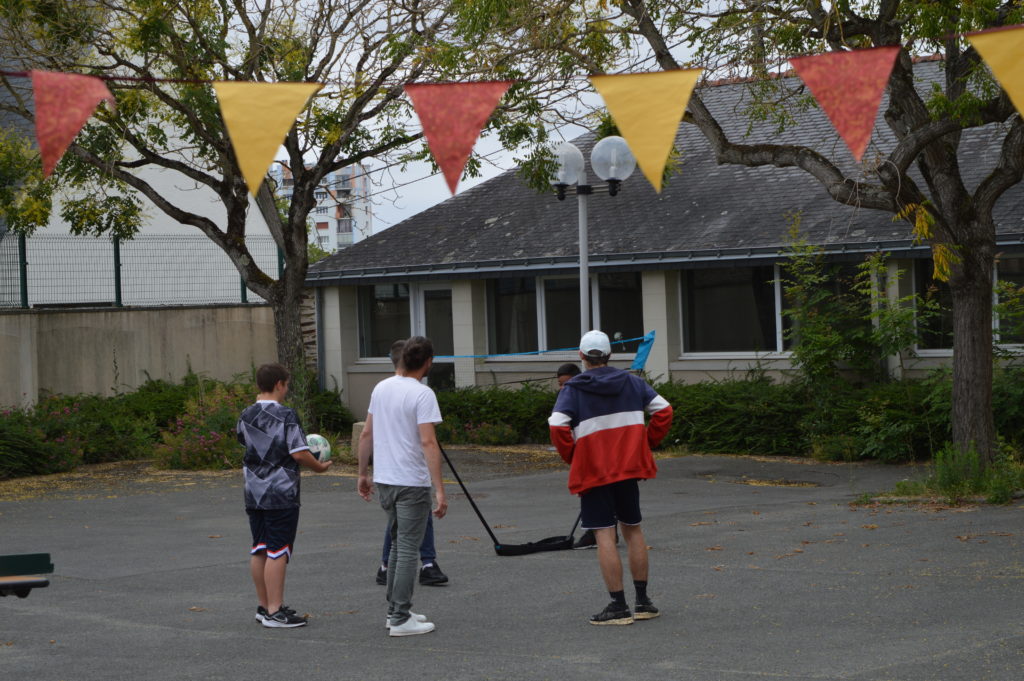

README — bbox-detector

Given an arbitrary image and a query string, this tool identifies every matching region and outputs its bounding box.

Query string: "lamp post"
[551,136,636,337]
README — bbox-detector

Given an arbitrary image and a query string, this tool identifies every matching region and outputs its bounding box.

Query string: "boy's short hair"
[256,363,290,393]
[389,339,407,368]
[556,362,581,378]
[402,336,434,372]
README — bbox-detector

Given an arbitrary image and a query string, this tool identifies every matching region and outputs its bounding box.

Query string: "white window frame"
[409,282,453,340]
[911,259,954,357]
[678,263,791,359]
[993,258,1024,353]
[487,274,636,361]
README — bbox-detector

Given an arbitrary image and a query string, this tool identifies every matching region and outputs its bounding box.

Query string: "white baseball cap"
[579,330,612,358]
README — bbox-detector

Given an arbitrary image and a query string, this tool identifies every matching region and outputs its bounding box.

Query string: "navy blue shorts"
[579,479,642,530]
[247,507,300,561]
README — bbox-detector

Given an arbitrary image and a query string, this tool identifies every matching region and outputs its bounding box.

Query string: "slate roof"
[308,60,1024,285]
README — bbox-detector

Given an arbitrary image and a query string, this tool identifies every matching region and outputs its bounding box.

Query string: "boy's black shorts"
[247,507,300,561]
[579,478,642,530]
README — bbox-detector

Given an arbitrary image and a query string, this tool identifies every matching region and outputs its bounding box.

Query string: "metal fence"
[0,232,280,308]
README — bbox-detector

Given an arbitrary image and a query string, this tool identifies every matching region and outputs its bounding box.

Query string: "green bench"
[0,553,54,598]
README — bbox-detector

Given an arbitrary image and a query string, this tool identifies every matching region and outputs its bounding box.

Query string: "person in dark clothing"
[549,331,674,625]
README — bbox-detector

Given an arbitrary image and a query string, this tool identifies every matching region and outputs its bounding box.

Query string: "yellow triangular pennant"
[968,25,1024,118]
[589,69,701,192]
[214,81,322,195]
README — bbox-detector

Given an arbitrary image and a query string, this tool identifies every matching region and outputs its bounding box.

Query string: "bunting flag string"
[967,25,1024,120]
[30,71,116,177]
[788,46,900,161]
[403,81,512,194]
[6,25,1024,193]
[589,69,701,192]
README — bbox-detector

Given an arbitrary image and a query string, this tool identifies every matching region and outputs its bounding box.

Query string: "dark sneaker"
[634,599,660,620]
[419,562,448,586]
[255,605,270,623]
[376,566,387,585]
[262,606,308,628]
[589,601,633,626]
[573,530,597,550]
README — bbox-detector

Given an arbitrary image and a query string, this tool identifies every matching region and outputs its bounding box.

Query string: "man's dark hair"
[556,362,581,378]
[402,336,434,372]
[389,339,407,368]
[582,352,610,367]
[256,363,290,393]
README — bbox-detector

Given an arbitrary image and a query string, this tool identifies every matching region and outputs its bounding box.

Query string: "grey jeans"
[377,483,431,625]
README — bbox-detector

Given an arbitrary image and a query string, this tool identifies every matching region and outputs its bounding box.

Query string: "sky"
[362,110,593,235]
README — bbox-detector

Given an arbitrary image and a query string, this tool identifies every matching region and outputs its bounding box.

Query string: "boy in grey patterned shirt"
[237,363,332,628]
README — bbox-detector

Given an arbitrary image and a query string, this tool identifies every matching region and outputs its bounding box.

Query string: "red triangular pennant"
[405,81,511,194]
[31,70,116,177]
[789,46,899,161]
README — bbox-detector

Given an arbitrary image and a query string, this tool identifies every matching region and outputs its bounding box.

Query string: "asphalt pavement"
[2,453,1023,681]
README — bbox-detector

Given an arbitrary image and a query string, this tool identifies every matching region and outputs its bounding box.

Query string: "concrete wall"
[0,305,276,407]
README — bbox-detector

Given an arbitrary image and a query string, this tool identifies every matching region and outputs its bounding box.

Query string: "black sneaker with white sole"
[589,601,634,626]
[634,598,660,620]
[255,605,270,623]
[262,606,307,628]
[573,530,597,549]
[419,562,448,586]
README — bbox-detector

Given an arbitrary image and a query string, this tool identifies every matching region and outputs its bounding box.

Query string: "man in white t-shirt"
[357,335,448,637]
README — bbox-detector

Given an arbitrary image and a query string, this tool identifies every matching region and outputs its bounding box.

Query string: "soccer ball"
[306,434,331,462]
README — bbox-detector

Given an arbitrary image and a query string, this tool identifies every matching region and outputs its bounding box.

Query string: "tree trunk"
[272,293,306,374]
[948,229,996,465]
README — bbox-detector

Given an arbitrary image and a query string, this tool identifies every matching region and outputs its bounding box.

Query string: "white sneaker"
[385,612,429,629]
[388,617,435,637]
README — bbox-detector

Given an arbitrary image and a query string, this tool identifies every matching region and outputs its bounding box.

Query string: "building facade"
[269,162,374,252]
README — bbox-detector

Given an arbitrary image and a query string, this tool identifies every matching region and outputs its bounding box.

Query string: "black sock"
[609,590,627,606]
[633,580,648,602]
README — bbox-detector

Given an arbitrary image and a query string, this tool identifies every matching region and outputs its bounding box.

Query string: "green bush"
[31,393,156,464]
[153,383,251,470]
[0,409,82,479]
[926,441,1024,504]
[306,385,356,434]
[992,367,1024,451]
[655,376,807,456]
[436,383,557,444]
[120,375,197,429]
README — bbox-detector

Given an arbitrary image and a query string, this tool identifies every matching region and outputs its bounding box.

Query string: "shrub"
[435,383,557,444]
[925,441,1024,504]
[31,393,156,464]
[0,408,82,479]
[655,376,807,456]
[436,420,518,446]
[850,379,946,463]
[120,375,197,429]
[992,367,1024,452]
[153,383,252,470]
[306,385,355,434]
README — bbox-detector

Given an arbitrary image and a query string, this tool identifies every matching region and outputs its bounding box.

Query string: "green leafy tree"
[480,0,1024,464]
[0,0,572,382]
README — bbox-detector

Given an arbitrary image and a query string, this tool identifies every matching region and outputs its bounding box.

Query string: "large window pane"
[914,260,953,349]
[358,284,409,357]
[684,266,777,352]
[488,278,537,354]
[598,272,644,353]
[544,278,581,350]
[423,289,454,356]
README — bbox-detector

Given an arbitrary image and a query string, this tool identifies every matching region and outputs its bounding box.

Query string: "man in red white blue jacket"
[549,330,673,626]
